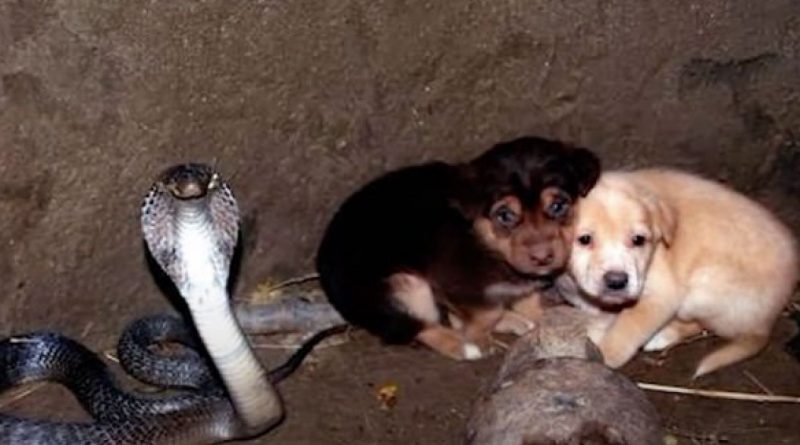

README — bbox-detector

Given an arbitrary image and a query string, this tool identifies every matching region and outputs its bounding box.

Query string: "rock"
[466,306,663,445]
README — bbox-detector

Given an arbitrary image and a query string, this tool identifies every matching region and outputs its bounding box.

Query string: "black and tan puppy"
[316,137,601,360]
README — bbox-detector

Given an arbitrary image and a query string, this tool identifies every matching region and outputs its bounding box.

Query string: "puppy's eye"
[492,205,520,228]
[546,197,571,218]
[631,234,647,247]
[577,234,592,246]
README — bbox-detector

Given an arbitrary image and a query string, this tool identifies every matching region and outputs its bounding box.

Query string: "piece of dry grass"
[266,273,320,291]
[251,326,352,350]
[247,273,320,303]
[637,382,800,403]
[741,369,774,395]
[0,382,47,410]
[103,349,120,363]
[666,427,729,444]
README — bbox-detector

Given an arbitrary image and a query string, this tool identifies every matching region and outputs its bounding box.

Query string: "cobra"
[0,163,342,444]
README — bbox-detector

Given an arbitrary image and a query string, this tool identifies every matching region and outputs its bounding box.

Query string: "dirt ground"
[266,316,800,445]
[3,306,800,445]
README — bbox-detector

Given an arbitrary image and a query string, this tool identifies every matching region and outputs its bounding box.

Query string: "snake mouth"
[160,163,220,200]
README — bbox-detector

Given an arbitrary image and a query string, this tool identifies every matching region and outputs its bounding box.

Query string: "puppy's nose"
[529,246,554,266]
[603,271,629,291]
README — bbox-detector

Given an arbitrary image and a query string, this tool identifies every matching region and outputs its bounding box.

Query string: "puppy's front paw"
[417,326,492,361]
[585,313,615,346]
[494,311,536,336]
[599,338,637,369]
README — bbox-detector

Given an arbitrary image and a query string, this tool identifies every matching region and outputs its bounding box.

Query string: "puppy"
[316,137,601,360]
[564,168,799,377]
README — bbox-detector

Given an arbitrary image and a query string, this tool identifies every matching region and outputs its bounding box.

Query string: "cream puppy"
[564,168,798,377]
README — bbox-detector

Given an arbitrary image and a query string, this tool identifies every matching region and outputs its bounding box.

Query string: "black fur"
[316,137,601,345]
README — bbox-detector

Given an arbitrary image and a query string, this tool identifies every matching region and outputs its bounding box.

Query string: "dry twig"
[262,273,320,293]
[0,382,47,409]
[637,382,800,403]
[741,369,774,395]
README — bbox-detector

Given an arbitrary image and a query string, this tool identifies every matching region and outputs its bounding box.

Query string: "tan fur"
[569,169,799,377]
[643,319,704,352]
[449,305,538,337]
[494,310,537,335]
[473,218,513,264]
[391,273,538,359]
[511,293,546,321]
[416,325,483,360]
[461,307,507,351]
[473,190,574,277]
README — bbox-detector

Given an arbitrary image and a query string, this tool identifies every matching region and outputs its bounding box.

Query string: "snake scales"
[0,163,342,444]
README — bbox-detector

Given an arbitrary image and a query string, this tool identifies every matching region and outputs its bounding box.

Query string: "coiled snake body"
[0,164,337,444]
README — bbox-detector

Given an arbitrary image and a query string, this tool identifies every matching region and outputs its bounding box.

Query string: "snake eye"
[577,234,592,246]
[492,204,520,228]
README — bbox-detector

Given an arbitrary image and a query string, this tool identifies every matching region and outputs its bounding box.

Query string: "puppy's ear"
[643,193,677,247]
[569,147,602,196]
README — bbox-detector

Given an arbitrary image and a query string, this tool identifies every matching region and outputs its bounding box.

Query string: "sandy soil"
[3,306,800,445]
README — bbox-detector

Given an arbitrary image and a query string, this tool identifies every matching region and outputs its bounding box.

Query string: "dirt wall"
[1,0,798,344]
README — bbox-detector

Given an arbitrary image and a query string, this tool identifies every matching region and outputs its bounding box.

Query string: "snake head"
[159,163,220,200]
[141,163,240,287]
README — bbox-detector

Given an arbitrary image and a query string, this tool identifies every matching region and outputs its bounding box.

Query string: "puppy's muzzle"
[528,245,555,267]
